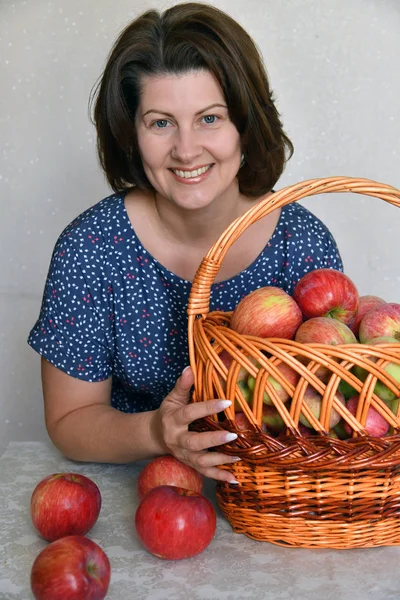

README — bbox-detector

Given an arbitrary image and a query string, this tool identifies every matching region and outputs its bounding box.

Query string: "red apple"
[359,303,400,343]
[293,268,359,326]
[248,362,300,405]
[298,422,315,436]
[30,535,111,600]
[135,485,216,560]
[350,295,386,337]
[230,286,302,339]
[30,474,101,542]
[137,455,203,501]
[295,316,358,345]
[221,411,260,431]
[277,422,315,440]
[344,395,390,437]
[233,410,254,430]
[299,386,345,430]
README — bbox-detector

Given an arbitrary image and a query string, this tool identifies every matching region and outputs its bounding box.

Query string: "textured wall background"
[1,0,399,453]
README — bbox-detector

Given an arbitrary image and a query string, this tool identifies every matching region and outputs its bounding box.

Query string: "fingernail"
[181,366,190,375]
[231,456,242,462]
[218,400,232,410]
[223,432,238,443]
[228,478,239,485]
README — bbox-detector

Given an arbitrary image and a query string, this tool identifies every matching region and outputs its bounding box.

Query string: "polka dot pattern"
[28,192,343,412]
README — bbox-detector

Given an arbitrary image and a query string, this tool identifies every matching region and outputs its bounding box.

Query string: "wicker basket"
[187,176,400,549]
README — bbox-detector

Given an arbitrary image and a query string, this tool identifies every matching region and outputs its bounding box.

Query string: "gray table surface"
[1,442,400,600]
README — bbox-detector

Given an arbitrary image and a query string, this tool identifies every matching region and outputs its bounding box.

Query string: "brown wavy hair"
[90,2,294,196]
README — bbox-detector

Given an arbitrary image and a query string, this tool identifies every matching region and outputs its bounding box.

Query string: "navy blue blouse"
[28,192,343,412]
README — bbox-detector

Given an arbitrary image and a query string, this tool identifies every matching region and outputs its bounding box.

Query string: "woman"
[28,3,342,484]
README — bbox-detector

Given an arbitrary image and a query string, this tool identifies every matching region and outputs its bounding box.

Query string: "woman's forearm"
[48,403,167,463]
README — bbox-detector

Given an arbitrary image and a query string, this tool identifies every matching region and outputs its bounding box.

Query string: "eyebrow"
[142,103,228,118]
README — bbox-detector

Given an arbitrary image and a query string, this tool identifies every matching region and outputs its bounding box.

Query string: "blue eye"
[203,115,217,124]
[154,119,169,128]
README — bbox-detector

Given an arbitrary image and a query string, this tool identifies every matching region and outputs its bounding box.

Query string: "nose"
[171,127,203,164]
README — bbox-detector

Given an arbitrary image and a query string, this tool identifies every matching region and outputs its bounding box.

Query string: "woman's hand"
[154,367,240,484]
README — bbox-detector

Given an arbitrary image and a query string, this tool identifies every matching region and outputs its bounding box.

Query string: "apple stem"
[86,560,100,579]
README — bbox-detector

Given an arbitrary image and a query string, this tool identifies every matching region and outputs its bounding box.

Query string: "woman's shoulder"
[279,201,336,239]
[54,191,128,252]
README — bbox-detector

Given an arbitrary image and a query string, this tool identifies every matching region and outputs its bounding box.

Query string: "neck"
[152,186,255,249]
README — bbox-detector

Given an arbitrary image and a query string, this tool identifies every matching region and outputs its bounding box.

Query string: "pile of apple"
[219,268,400,438]
[134,455,216,560]
[29,473,110,600]
[28,457,216,598]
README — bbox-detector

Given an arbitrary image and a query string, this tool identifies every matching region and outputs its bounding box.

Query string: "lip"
[169,164,214,184]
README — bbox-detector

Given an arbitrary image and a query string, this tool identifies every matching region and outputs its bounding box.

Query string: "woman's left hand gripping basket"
[187,176,400,549]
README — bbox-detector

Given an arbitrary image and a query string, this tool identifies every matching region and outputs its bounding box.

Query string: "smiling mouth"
[170,164,213,179]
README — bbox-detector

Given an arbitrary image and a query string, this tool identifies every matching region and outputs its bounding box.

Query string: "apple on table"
[30,473,102,542]
[135,485,217,560]
[137,455,203,500]
[30,535,111,600]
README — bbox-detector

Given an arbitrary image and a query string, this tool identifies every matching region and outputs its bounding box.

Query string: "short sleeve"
[321,227,344,272]
[28,227,113,382]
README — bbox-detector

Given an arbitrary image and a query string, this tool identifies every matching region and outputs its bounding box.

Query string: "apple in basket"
[221,410,268,432]
[233,411,254,430]
[293,268,359,326]
[262,404,286,434]
[352,336,400,404]
[333,419,352,440]
[338,378,359,400]
[299,386,345,430]
[295,316,358,345]
[230,286,302,339]
[343,395,390,437]
[358,303,400,343]
[137,455,203,500]
[217,349,254,409]
[247,362,300,405]
[135,485,216,560]
[350,295,386,338]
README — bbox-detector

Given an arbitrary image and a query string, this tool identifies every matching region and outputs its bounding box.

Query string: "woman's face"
[135,70,242,211]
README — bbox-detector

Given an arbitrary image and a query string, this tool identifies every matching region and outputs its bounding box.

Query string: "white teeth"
[172,165,212,178]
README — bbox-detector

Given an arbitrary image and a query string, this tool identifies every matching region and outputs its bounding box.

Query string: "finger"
[180,365,194,387]
[196,450,241,470]
[166,367,194,407]
[178,398,232,426]
[184,450,241,483]
[196,463,240,485]
[183,429,238,453]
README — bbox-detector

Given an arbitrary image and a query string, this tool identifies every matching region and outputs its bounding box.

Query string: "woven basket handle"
[187,176,400,375]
